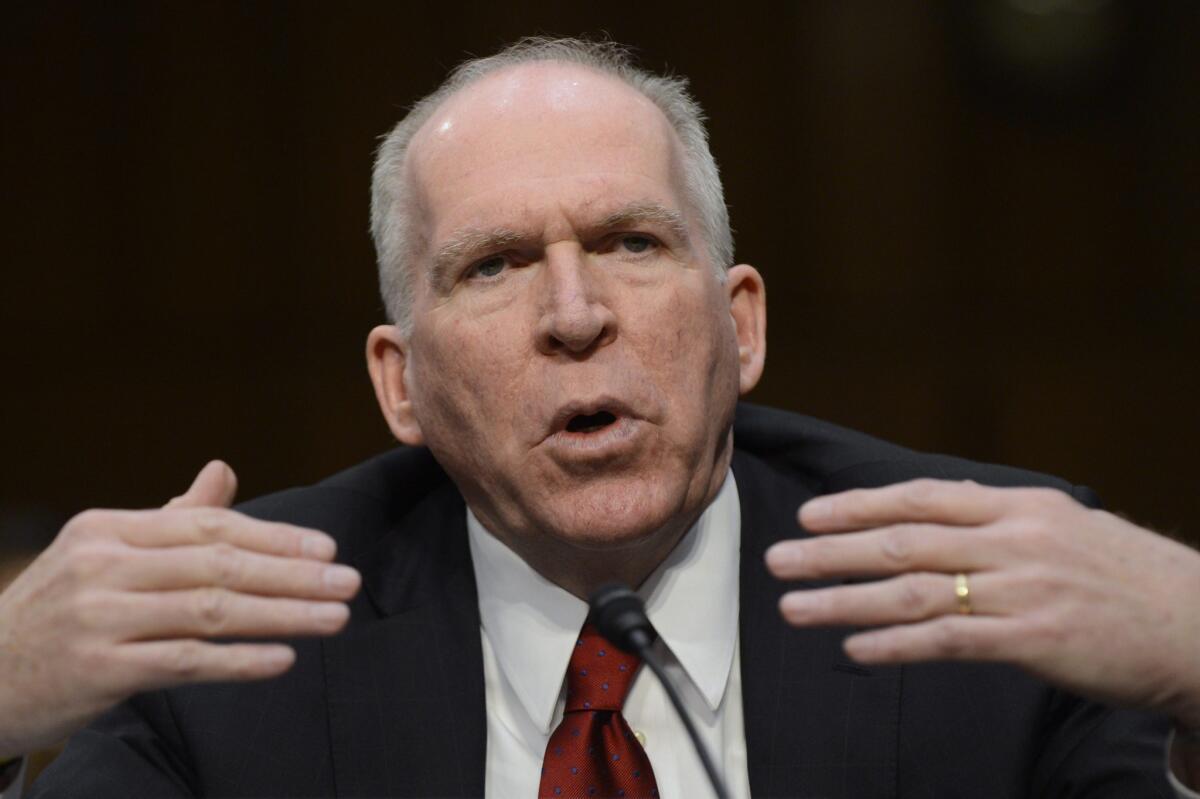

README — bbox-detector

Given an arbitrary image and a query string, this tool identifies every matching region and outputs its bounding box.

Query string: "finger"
[842,615,1021,665]
[101,508,336,561]
[799,479,1012,533]
[164,461,238,510]
[766,524,994,580]
[115,546,361,600]
[113,589,350,640]
[121,640,297,691]
[778,571,1004,627]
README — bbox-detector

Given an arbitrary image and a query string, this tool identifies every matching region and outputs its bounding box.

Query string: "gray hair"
[370,36,734,333]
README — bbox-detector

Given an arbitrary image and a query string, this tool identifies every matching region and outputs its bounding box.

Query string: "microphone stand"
[590,583,732,799]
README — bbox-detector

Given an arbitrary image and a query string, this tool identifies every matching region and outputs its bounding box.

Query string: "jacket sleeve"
[27,693,195,799]
[1029,693,1176,797]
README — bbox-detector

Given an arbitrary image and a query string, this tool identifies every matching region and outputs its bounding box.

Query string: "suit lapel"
[734,450,901,799]
[323,482,487,798]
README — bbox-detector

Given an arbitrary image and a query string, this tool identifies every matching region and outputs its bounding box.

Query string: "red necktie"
[538,623,660,798]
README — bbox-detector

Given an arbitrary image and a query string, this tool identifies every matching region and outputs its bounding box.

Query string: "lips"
[548,397,638,437]
[538,396,649,469]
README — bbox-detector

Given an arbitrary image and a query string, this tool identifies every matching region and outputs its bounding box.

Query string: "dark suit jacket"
[32,404,1173,798]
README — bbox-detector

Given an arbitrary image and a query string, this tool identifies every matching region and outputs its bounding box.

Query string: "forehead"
[407,62,687,239]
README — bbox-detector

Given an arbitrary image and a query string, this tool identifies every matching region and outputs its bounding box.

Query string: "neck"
[524,512,703,600]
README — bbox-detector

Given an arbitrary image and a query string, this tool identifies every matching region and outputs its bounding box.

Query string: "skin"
[767,478,1200,781]
[0,59,767,766]
[0,52,1195,790]
[367,63,766,598]
[0,461,360,759]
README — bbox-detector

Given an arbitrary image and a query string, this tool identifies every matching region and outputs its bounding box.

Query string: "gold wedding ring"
[954,573,973,615]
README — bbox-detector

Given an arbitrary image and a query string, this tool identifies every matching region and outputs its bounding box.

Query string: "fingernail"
[310,603,349,625]
[323,565,360,592]
[303,535,337,560]
[262,646,296,669]
[843,635,872,660]
[801,497,833,522]
[780,593,812,620]
[765,543,801,570]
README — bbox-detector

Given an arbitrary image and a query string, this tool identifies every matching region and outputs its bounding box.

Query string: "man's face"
[371,63,764,564]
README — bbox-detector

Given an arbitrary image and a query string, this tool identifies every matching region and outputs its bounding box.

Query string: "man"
[2,37,1198,797]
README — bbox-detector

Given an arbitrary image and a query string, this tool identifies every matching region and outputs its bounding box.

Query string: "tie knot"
[564,623,642,713]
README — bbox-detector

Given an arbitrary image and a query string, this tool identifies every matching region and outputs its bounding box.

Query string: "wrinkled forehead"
[405,62,689,232]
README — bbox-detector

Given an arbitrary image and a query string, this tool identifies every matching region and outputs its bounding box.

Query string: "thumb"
[163,460,238,509]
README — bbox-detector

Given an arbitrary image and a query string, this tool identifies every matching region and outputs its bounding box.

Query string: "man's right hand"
[0,461,360,759]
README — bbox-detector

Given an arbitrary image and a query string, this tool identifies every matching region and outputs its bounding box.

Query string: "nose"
[535,244,617,356]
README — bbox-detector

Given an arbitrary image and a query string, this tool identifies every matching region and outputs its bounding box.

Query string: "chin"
[533,474,692,551]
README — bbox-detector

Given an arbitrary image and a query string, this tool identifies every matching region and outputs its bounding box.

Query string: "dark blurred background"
[2,0,1197,563]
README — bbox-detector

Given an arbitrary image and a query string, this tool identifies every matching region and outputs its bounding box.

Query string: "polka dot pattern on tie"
[538,623,660,798]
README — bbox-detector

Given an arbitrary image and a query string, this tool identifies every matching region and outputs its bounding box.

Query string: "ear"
[725,264,767,395]
[366,325,425,446]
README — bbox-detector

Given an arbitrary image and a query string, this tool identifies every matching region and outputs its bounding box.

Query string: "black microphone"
[589,583,732,799]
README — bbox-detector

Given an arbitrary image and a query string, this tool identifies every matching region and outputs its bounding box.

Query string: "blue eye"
[620,235,655,254]
[473,256,507,278]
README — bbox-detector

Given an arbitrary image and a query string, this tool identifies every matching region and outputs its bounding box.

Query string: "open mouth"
[545,401,639,459]
[565,410,618,433]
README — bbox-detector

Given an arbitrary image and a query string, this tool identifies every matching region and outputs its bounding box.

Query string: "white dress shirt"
[467,469,752,799]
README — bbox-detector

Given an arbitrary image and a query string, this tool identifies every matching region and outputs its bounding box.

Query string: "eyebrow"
[594,202,691,248]
[430,227,525,292]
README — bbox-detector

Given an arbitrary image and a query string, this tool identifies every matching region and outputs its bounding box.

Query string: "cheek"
[634,281,735,383]
[410,316,529,435]
[618,280,740,448]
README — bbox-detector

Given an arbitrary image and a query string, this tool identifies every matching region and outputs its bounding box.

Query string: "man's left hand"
[765,479,1200,728]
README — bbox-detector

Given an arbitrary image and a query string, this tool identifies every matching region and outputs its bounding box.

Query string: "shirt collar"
[467,470,741,734]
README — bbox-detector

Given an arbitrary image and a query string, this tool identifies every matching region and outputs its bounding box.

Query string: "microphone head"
[588,582,657,653]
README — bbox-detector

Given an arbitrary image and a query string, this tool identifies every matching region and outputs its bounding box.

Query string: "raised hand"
[765,479,1200,729]
[0,461,360,759]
